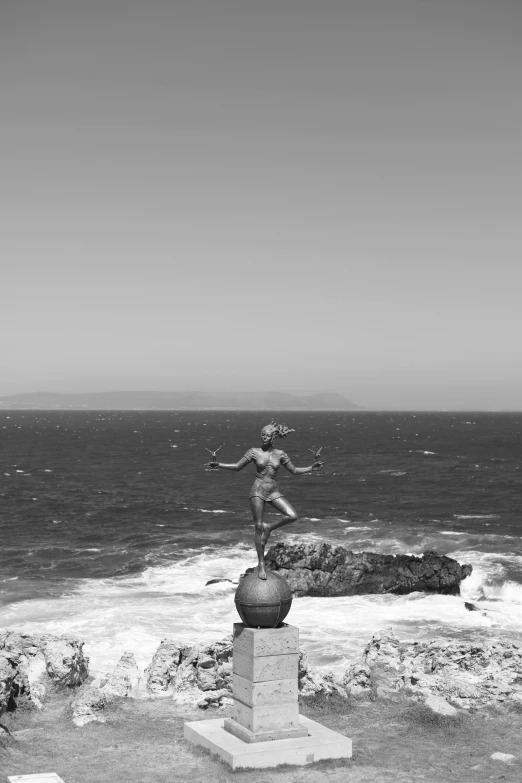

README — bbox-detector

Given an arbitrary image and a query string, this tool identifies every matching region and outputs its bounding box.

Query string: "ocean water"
[1,410,521,679]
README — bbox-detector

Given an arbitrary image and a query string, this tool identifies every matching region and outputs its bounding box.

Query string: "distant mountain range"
[0,391,362,411]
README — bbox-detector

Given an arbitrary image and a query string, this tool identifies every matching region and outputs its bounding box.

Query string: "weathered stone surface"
[340,663,372,697]
[424,693,459,716]
[100,651,140,698]
[0,650,24,715]
[71,684,108,727]
[233,624,299,657]
[232,700,300,733]
[197,688,234,709]
[42,636,89,688]
[298,649,346,698]
[491,752,515,764]
[233,674,298,707]
[142,635,340,708]
[233,650,299,683]
[71,651,140,726]
[0,630,89,714]
[144,636,234,706]
[144,638,184,696]
[265,543,472,596]
[341,629,522,708]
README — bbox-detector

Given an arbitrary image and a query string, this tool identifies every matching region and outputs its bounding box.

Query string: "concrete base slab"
[224,716,309,743]
[184,715,352,770]
[7,776,65,783]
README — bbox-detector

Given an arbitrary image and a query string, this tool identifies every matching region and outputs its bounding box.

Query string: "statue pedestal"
[224,623,308,742]
[184,624,352,769]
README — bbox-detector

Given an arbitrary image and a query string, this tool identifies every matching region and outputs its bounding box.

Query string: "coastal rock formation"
[145,636,234,706]
[0,650,24,715]
[99,651,140,699]
[0,631,89,714]
[70,684,108,727]
[265,543,472,596]
[41,636,89,688]
[144,635,339,709]
[70,651,140,727]
[341,629,522,708]
[298,649,345,698]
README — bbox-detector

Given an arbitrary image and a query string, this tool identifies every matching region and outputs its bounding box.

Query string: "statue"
[205,422,323,580]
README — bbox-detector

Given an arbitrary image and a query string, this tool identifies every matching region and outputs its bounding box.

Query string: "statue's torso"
[243,447,290,501]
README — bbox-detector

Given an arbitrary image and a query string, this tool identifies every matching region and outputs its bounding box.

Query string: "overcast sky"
[1,0,521,409]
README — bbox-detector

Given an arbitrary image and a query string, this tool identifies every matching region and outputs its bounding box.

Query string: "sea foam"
[1,545,521,681]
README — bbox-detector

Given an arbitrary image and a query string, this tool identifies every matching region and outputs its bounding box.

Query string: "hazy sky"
[1,0,521,408]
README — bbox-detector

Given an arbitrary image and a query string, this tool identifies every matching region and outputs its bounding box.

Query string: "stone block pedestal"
[184,623,352,769]
[224,623,307,743]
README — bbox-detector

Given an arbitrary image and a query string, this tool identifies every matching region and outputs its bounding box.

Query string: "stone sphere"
[234,568,293,628]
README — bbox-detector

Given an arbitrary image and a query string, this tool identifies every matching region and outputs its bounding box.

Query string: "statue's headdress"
[262,421,295,440]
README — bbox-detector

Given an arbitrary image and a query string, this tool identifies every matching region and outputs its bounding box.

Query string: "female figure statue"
[206,423,323,579]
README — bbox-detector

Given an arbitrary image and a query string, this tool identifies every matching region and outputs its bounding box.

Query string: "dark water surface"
[1,410,521,674]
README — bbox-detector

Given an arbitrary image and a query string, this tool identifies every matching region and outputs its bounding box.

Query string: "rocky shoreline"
[2,625,521,729]
[0,547,502,730]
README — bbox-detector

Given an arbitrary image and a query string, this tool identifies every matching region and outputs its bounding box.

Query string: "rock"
[298,650,346,698]
[144,638,184,696]
[205,579,236,586]
[0,651,23,715]
[100,651,140,698]
[71,652,140,726]
[42,636,89,688]
[464,602,479,611]
[265,543,472,596]
[197,688,233,709]
[25,654,47,709]
[341,664,373,696]
[142,634,342,708]
[341,629,522,708]
[144,636,234,706]
[71,685,108,727]
[491,752,515,764]
[424,694,459,716]
[0,630,89,714]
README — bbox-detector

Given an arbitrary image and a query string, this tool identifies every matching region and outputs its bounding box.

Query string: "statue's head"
[260,423,278,445]
[260,422,295,445]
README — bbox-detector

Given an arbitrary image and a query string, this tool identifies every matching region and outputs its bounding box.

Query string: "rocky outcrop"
[0,650,24,715]
[143,635,340,709]
[0,630,89,715]
[144,636,234,707]
[342,629,522,708]
[70,651,140,727]
[70,684,108,727]
[99,651,140,699]
[298,650,345,698]
[265,543,472,596]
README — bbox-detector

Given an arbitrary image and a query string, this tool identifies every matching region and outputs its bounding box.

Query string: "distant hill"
[0,390,362,411]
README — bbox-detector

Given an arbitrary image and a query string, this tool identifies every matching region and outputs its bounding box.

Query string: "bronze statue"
[205,422,323,579]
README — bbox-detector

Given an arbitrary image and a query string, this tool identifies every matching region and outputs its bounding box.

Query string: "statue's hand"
[312,461,324,471]
[205,461,219,469]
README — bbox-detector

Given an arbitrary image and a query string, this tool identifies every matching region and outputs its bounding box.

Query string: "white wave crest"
[482,580,522,604]
[197,509,228,514]
[439,531,464,536]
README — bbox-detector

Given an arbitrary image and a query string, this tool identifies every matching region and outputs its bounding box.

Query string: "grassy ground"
[1,690,521,783]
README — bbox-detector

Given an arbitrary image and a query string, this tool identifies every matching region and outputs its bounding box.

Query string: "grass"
[1,688,521,783]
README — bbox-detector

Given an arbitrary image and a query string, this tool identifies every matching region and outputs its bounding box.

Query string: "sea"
[1,410,521,680]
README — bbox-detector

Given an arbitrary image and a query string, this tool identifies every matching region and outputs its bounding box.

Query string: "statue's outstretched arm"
[205,455,251,472]
[283,459,323,475]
